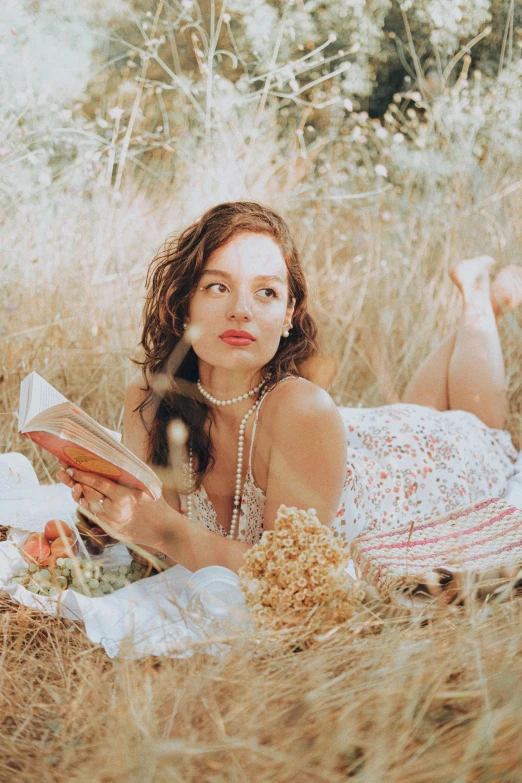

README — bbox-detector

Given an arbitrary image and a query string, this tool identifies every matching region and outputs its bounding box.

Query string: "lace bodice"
[179,383,281,544]
[180,468,266,544]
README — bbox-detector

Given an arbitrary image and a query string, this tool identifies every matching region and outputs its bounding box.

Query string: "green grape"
[13,554,154,600]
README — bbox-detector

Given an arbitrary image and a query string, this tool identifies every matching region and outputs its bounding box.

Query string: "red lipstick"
[220,329,255,346]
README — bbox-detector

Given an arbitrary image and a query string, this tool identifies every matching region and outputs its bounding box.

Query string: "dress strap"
[248,376,294,469]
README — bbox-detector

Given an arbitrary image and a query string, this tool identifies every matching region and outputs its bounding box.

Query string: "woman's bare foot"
[491,265,522,319]
[449,255,496,299]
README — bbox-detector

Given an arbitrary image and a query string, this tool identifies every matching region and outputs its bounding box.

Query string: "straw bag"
[350,497,522,605]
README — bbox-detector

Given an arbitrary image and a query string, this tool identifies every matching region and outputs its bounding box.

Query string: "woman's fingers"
[57,470,112,507]
[56,469,74,488]
[78,485,106,504]
[72,483,83,502]
[64,468,122,500]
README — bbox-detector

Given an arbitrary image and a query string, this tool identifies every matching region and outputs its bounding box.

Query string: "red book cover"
[22,430,155,498]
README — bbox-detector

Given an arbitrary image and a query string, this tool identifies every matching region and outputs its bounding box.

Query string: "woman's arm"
[59,370,253,572]
[261,379,347,530]
[58,466,253,572]
[146,504,253,573]
[122,372,253,571]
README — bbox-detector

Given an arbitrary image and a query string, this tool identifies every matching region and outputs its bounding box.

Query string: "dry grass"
[2,106,522,780]
[3,591,522,781]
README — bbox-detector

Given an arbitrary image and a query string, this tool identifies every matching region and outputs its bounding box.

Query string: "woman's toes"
[491,265,522,313]
[450,255,496,294]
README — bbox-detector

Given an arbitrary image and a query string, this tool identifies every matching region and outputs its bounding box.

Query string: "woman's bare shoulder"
[124,370,152,412]
[260,376,347,526]
[123,371,155,462]
[264,376,341,430]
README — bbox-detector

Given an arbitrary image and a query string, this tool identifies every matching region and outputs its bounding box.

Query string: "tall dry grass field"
[2,1,522,780]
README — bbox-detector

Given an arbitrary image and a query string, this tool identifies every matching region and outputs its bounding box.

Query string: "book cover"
[23,430,156,498]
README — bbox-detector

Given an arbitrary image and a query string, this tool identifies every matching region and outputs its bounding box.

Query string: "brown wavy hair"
[133,200,318,485]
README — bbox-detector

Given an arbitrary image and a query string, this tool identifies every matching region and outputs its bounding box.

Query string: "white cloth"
[0,453,250,658]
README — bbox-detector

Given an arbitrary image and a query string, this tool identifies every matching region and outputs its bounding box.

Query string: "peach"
[50,537,76,557]
[45,519,72,541]
[23,534,51,563]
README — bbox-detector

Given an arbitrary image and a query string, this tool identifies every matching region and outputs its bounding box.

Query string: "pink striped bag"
[350,497,522,605]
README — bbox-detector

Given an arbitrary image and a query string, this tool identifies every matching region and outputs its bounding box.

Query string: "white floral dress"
[333,404,516,547]
[182,399,517,551]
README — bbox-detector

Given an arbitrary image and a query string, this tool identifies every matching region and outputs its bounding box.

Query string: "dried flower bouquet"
[238,505,363,644]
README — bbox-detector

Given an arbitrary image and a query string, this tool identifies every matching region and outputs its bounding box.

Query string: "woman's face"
[188,232,294,376]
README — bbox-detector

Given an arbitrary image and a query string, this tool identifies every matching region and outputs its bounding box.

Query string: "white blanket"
[2,450,522,658]
[0,453,250,658]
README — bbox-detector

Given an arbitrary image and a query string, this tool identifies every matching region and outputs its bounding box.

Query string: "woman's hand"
[55,464,168,551]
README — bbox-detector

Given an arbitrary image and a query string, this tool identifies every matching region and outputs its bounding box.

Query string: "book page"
[25,402,123,454]
[68,407,127,452]
[103,426,122,443]
[19,372,68,427]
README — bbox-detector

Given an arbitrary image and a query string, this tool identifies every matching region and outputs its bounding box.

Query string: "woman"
[57,202,519,573]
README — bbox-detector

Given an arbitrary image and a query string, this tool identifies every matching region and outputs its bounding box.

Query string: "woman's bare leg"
[446,256,506,428]
[403,260,522,428]
[402,333,455,411]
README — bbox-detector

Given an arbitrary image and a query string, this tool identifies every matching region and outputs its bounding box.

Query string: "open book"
[18,372,162,500]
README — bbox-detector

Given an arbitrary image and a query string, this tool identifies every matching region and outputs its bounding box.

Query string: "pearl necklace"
[185,384,271,540]
[196,377,268,406]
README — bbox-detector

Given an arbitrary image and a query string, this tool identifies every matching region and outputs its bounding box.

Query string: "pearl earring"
[282,323,292,338]
[183,322,188,330]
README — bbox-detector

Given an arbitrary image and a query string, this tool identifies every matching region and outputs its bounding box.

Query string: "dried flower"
[238,505,363,646]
